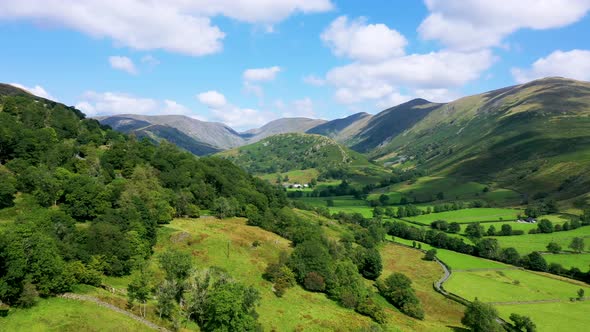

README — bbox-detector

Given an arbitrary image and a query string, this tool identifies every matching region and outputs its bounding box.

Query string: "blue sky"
[1,0,590,130]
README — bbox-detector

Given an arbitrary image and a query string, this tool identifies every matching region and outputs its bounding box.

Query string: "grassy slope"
[544,253,590,270]
[374,78,590,202]
[155,217,380,331]
[496,301,590,332]
[0,297,148,332]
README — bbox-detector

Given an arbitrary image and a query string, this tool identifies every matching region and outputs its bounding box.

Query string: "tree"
[379,194,390,206]
[376,273,424,319]
[0,167,17,208]
[156,280,178,319]
[465,223,484,238]
[546,242,561,254]
[461,300,502,332]
[521,252,547,271]
[510,313,536,332]
[578,288,585,300]
[203,282,261,332]
[569,237,585,253]
[359,248,383,280]
[500,247,520,265]
[476,238,500,259]
[159,249,193,283]
[127,268,152,317]
[500,224,513,236]
[537,219,553,234]
[487,225,496,236]
[448,222,461,233]
[424,249,437,261]
[304,272,326,291]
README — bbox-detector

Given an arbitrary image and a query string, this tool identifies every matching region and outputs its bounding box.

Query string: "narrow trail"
[433,258,451,295]
[59,293,169,331]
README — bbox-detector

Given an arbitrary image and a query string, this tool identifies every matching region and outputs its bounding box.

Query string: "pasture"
[496,301,590,332]
[492,226,590,255]
[544,253,590,270]
[405,208,522,224]
[445,269,590,303]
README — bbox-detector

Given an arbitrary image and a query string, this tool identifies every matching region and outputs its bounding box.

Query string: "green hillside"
[374,77,590,202]
[217,133,373,174]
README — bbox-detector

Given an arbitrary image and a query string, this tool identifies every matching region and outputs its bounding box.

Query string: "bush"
[424,249,437,261]
[304,272,326,291]
[376,273,424,320]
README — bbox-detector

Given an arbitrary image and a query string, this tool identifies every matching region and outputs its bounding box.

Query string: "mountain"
[217,133,369,174]
[374,77,590,200]
[347,99,443,152]
[306,112,373,142]
[98,114,246,151]
[243,117,328,143]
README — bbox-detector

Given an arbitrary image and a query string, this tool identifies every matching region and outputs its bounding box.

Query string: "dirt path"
[433,258,451,295]
[59,293,169,331]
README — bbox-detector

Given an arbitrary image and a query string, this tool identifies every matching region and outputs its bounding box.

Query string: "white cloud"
[109,56,137,74]
[75,91,192,117]
[243,82,264,98]
[9,83,56,100]
[326,50,495,104]
[141,55,160,67]
[197,90,228,109]
[303,74,326,86]
[283,97,315,118]
[243,66,281,81]
[197,89,277,128]
[321,16,407,62]
[512,49,590,83]
[419,0,590,51]
[0,1,333,56]
[163,99,191,114]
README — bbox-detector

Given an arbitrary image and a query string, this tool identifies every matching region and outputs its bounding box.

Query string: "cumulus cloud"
[419,0,590,51]
[283,97,316,118]
[326,50,495,104]
[243,66,281,82]
[303,75,326,86]
[0,0,333,56]
[321,16,407,62]
[75,91,191,117]
[109,56,137,74]
[196,90,276,128]
[197,90,228,109]
[512,49,590,83]
[9,83,56,100]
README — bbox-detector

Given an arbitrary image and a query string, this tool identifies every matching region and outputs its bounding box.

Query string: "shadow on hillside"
[446,326,469,332]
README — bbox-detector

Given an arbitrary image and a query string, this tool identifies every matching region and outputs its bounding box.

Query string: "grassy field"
[260,168,320,184]
[544,253,590,270]
[496,301,590,332]
[379,243,465,332]
[445,269,590,303]
[0,297,149,332]
[492,226,590,255]
[405,208,522,224]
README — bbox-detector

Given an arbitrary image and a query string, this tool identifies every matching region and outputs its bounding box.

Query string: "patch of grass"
[492,226,590,255]
[0,297,149,332]
[406,208,522,224]
[544,253,590,271]
[496,301,590,332]
[259,168,320,184]
[445,269,590,303]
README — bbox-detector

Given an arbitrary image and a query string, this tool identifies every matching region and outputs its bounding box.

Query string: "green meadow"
[445,269,590,303]
[492,226,590,255]
[496,301,590,332]
[405,208,522,224]
[544,253,590,270]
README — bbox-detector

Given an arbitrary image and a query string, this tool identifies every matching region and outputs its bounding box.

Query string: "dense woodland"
[0,94,287,313]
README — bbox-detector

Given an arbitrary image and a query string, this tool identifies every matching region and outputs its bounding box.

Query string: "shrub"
[304,272,326,291]
[424,249,437,261]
